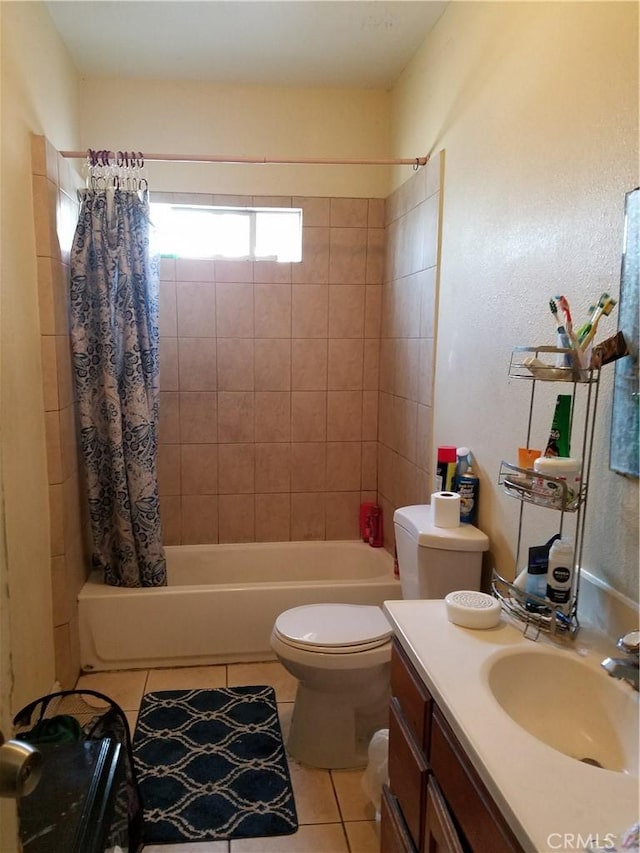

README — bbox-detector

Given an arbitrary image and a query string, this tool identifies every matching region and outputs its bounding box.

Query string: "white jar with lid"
[532,457,581,509]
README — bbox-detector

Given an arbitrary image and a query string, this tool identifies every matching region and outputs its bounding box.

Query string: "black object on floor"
[132,686,298,844]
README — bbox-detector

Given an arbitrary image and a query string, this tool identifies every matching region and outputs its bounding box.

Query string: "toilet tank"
[393,505,490,600]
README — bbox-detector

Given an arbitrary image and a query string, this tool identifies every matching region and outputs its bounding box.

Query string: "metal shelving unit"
[492,345,601,638]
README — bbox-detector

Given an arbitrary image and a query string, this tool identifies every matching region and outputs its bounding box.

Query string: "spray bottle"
[458,464,479,525]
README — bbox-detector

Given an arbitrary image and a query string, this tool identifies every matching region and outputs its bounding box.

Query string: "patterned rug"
[132,687,298,844]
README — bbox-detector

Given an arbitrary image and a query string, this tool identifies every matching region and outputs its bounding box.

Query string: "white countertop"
[383,600,639,853]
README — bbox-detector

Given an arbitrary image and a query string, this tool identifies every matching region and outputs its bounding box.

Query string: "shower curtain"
[70,188,167,587]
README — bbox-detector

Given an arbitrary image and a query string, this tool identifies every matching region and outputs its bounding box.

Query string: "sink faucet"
[601,631,640,691]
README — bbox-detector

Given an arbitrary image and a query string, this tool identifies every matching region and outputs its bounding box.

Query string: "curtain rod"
[60,150,429,167]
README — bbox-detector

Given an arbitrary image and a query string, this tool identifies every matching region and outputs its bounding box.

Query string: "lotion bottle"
[546,537,574,614]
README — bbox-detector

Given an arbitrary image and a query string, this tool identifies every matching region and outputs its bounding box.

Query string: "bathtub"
[78,540,401,671]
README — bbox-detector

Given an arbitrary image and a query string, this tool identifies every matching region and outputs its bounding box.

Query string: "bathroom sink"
[487,650,639,775]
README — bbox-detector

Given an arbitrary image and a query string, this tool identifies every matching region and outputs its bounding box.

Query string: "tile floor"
[75,661,380,853]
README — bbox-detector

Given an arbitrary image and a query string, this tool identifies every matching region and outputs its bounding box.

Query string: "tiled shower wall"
[31,135,87,688]
[32,138,440,683]
[156,195,386,544]
[377,157,441,549]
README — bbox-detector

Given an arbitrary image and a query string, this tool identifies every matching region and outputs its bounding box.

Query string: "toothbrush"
[576,292,617,350]
[556,295,580,352]
[549,298,572,365]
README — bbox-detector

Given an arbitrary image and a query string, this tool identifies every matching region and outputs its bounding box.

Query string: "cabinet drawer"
[389,696,429,850]
[430,708,522,853]
[423,777,465,853]
[381,784,418,853]
[391,639,432,751]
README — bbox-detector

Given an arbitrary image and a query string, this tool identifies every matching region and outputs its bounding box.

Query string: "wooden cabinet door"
[388,697,429,850]
[391,639,432,753]
[423,777,465,853]
[381,784,418,853]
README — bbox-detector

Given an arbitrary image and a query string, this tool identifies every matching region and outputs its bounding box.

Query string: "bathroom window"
[150,203,302,262]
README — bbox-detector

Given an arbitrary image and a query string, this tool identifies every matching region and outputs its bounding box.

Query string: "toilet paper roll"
[431,491,461,528]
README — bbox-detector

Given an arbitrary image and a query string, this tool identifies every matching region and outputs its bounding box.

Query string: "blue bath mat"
[132,687,298,844]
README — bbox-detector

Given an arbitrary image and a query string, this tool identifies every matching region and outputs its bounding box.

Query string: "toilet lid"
[274,604,392,652]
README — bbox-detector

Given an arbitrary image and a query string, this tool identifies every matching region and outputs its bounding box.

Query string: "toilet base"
[286,665,390,769]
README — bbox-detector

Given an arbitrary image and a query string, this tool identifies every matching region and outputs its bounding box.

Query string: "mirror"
[610,187,639,478]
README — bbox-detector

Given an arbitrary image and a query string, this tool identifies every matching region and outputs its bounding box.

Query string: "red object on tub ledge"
[359,502,376,542]
[367,505,383,547]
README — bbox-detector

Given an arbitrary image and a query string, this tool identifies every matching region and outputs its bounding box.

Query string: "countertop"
[383,600,639,853]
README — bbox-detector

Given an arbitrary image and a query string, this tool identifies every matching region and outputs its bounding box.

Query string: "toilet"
[270,504,490,769]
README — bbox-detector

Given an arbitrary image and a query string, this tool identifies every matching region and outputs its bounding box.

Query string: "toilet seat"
[274,603,392,654]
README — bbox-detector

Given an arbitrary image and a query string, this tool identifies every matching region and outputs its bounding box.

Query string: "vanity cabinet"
[381,639,523,853]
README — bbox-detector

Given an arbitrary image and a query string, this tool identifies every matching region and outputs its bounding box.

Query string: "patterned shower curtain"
[70,189,167,587]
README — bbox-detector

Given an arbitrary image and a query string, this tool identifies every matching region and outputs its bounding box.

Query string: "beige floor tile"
[143,843,229,852]
[331,768,376,822]
[74,669,148,711]
[145,665,227,693]
[288,761,341,824]
[230,823,348,852]
[277,702,293,744]
[344,820,380,853]
[227,661,298,702]
[125,709,138,735]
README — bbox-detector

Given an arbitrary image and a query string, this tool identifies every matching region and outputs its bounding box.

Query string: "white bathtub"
[78,540,401,671]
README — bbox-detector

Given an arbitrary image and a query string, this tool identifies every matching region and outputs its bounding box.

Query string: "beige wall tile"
[177,282,216,337]
[364,285,382,340]
[182,444,218,494]
[49,484,65,557]
[417,337,434,406]
[59,404,77,480]
[255,443,290,493]
[181,494,219,544]
[41,336,59,411]
[362,391,379,442]
[329,228,367,284]
[366,227,386,285]
[290,443,326,492]
[254,284,291,337]
[179,338,217,391]
[160,495,181,545]
[56,336,74,409]
[293,227,330,283]
[217,338,254,390]
[290,493,325,541]
[159,257,176,282]
[31,134,46,176]
[328,284,365,338]
[361,442,378,491]
[157,444,181,495]
[255,493,291,542]
[254,339,291,391]
[160,337,179,391]
[254,260,292,284]
[325,492,361,540]
[292,283,328,338]
[328,339,364,391]
[45,411,63,485]
[326,442,362,491]
[394,338,419,402]
[291,339,328,391]
[327,391,362,441]
[368,198,385,229]
[179,392,217,443]
[292,197,330,227]
[159,280,178,336]
[216,283,254,337]
[37,256,55,335]
[51,555,70,628]
[215,259,253,283]
[291,391,327,442]
[52,259,70,336]
[217,392,254,443]
[330,198,368,228]
[363,340,379,391]
[218,494,254,543]
[255,392,291,442]
[54,624,75,689]
[218,444,255,494]
[176,258,214,282]
[159,392,180,443]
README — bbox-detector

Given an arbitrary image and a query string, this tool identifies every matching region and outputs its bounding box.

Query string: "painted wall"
[390,2,639,601]
[0,1,80,712]
[79,77,396,198]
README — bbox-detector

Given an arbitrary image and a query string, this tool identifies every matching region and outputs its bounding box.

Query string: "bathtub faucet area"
[601,631,640,691]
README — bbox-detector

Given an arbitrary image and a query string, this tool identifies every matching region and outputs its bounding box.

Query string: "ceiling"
[44,1,447,89]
